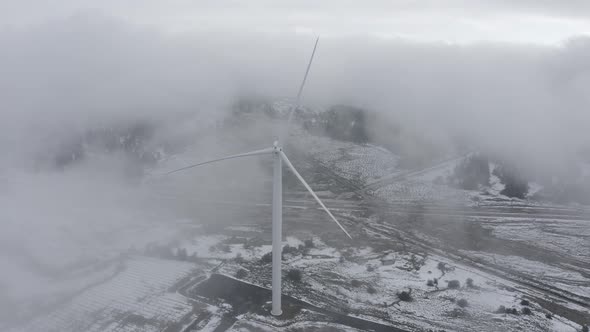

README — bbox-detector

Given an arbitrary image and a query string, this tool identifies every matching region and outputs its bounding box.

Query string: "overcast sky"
[1,1,590,175]
[1,1,590,44]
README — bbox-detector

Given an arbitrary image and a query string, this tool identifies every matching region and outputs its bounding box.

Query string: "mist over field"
[1,3,590,331]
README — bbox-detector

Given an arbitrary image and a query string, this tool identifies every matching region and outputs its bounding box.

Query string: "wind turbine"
[165,37,352,316]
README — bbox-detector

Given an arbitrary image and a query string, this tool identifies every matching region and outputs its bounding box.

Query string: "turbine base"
[271,309,283,316]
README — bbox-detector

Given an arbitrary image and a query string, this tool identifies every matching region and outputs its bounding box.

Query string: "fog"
[1,9,590,327]
[3,13,590,170]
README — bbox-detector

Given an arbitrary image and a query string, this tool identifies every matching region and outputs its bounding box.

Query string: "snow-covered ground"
[7,257,200,332]
[197,231,582,332]
[3,111,589,332]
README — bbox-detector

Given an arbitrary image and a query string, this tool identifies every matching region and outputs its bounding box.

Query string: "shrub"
[495,305,506,314]
[221,244,231,253]
[522,307,532,315]
[286,269,302,283]
[367,285,377,294]
[457,299,469,308]
[261,252,273,264]
[342,249,354,258]
[235,269,247,279]
[582,325,589,332]
[448,308,468,318]
[427,279,434,287]
[506,308,519,315]
[339,256,346,263]
[397,289,413,302]
[447,280,461,289]
[282,245,298,255]
[493,164,528,199]
[466,278,474,288]
[520,299,530,306]
[322,106,370,143]
[437,262,446,272]
[235,253,244,263]
[351,279,361,288]
[304,239,315,248]
[366,265,375,272]
[545,313,553,319]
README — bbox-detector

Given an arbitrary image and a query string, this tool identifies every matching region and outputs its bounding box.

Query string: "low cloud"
[2,10,590,324]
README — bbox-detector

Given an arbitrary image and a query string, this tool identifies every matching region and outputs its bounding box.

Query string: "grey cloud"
[1,13,590,176]
[1,1,590,43]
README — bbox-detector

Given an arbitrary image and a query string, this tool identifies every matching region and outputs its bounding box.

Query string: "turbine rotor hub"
[273,141,282,152]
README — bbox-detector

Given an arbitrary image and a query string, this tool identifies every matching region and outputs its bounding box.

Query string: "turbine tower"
[165,37,352,316]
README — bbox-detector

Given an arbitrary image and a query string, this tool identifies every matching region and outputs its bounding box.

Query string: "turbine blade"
[280,151,352,239]
[163,147,274,175]
[280,36,320,143]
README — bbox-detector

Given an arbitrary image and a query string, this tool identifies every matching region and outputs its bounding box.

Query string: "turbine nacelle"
[272,140,282,152]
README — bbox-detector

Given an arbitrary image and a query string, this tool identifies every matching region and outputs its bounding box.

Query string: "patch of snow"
[8,257,198,332]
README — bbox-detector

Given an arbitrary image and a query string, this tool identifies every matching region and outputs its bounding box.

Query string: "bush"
[282,245,298,255]
[366,265,375,272]
[367,285,377,294]
[448,308,468,318]
[520,299,530,306]
[304,239,315,248]
[221,244,231,253]
[351,279,361,288]
[521,307,532,315]
[397,289,413,302]
[545,313,552,319]
[582,325,589,332]
[493,164,528,199]
[235,253,244,263]
[495,305,506,314]
[447,280,461,289]
[286,269,303,283]
[322,106,370,143]
[506,308,519,315]
[466,278,474,288]
[260,252,273,264]
[457,299,469,308]
[437,262,446,272]
[342,249,354,259]
[235,269,248,279]
[427,279,434,287]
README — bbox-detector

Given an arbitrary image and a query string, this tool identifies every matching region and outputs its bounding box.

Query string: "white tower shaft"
[271,150,283,316]
[160,38,352,316]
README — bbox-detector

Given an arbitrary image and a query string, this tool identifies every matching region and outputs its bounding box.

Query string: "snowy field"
[7,257,200,332]
[3,116,589,332]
